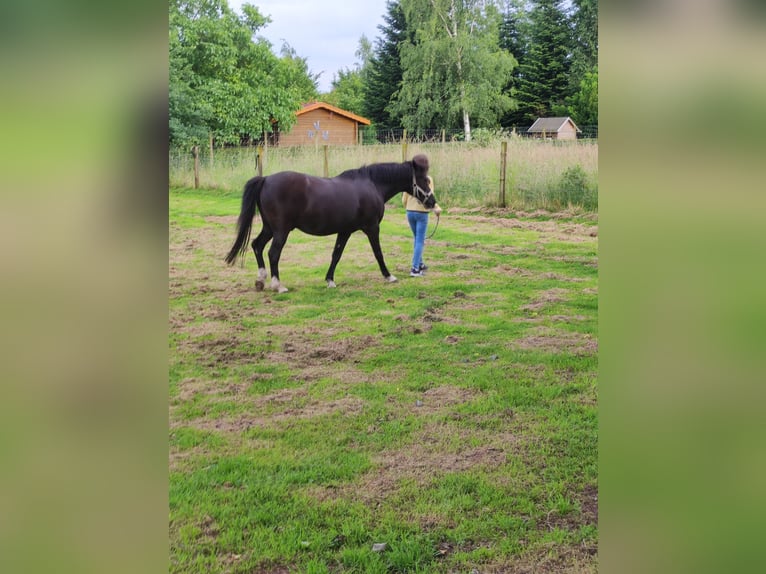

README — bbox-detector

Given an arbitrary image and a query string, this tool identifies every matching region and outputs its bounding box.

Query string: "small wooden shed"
[278,102,371,146]
[527,117,581,140]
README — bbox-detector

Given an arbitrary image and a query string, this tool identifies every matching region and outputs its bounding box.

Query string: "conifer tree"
[364,1,410,129]
[498,0,530,127]
[569,0,598,90]
[512,0,572,124]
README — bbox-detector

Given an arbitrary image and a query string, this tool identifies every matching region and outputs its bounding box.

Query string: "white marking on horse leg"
[255,268,268,291]
[327,280,337,288]
[271,277,289,293]
[385,274,398,283]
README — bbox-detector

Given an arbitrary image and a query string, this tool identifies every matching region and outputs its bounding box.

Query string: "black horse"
[224,154,435,292]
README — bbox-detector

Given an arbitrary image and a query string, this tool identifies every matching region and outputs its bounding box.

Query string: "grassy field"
[169,138,598,211]
[169,186,598,573]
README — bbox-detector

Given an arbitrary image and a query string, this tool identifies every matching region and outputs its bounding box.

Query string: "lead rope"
[427,212,440,239]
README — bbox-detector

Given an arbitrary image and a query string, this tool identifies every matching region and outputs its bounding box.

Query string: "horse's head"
[411,154,436,208]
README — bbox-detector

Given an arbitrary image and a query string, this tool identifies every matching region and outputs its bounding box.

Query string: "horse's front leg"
[325,231,352,288]
[364,226,397,283]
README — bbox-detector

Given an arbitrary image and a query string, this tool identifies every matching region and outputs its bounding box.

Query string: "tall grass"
[169,136,598,211]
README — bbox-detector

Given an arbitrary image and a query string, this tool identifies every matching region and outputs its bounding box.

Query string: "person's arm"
[433,202,442,216]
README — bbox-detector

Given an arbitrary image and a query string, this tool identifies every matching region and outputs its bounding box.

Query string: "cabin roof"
[527,117,581,133]
[297,101,371,125]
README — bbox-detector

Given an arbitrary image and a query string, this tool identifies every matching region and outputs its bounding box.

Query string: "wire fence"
[359,125,598,143]
[170,135,598,212]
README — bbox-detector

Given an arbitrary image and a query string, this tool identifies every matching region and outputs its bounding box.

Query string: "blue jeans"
[406,210,429,270]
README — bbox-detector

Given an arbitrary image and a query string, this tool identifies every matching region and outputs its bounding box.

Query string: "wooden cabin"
[527,117,581,140]
[278,102,371,146]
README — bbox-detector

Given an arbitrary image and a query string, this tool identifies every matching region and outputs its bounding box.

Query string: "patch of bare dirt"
[172,378,250,404]
[546,255,598,269]
[311,422,518,504]
[199,514,219,542]
[169,446,208,472]
[249,562,292,574]
[186,334,267,367]
[186,395,366,434]
[465,544,597,574]
[545,486,598,532]
[443,212,598,242]
[509,327,598,356]
[268,334,378,367]
[447,206,597,221]
[494,265,534,278]
[540,272,587,283]
[519,288,570,312]
[205,215,237,225]
[410,385,480,415]
[174,319,245,341]
[580,484,598,525]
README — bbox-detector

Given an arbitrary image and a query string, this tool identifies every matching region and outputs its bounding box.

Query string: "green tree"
[567,66,597,126]
[323,68,366,116]
[169,0,317,146]
[513,0,572,124]
[322,35,372,116]
[499,0,530,127]
[569,0,598,91]
[275,42,321,104]
[355,34,375,82]
[392,0,516,140]
[364,1,411,129]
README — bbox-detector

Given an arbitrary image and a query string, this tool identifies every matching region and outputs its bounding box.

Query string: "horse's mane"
[337,161,411,181]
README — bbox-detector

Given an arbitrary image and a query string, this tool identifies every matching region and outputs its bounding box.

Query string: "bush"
[470,127,510,147]
[553,164,597,209]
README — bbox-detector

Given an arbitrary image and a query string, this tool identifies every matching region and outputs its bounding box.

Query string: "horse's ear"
[412,154,429,173]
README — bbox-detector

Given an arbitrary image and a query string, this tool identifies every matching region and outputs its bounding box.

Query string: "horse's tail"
[224,176,265,265]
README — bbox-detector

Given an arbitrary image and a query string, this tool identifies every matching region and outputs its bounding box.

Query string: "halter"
[411,174,435,206]
[411,174,439,238]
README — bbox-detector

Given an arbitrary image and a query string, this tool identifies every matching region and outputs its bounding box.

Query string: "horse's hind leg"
[251,226,273,291]
[325,231,351,288]
[267,231,290,293]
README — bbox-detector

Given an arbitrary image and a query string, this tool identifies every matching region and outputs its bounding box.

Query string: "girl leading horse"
[224,154,435,293]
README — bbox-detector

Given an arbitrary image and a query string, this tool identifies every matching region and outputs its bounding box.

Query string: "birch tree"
[392,0,515,141]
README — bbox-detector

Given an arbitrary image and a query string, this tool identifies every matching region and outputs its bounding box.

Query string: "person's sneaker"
[418,263,428,272]
[410,268,423,277]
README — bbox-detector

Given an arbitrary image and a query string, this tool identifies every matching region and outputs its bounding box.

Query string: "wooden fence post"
[499,140,508,207]
[209,132,214,168]
[191,145,199,189]
[323,145,329,177]
[256,145,263,176]
[441,129,446,144]
[401,129,408,162]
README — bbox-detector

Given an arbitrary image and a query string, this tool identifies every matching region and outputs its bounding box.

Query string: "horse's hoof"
[327,280,337,288]
[255,280,264,291]
[386,275,398,283]
[277,286,289,294]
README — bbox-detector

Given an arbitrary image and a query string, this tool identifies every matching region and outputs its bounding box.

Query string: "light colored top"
[402,176,441,214]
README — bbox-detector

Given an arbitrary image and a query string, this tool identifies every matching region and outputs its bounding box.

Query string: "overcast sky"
[228,0,390,93]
